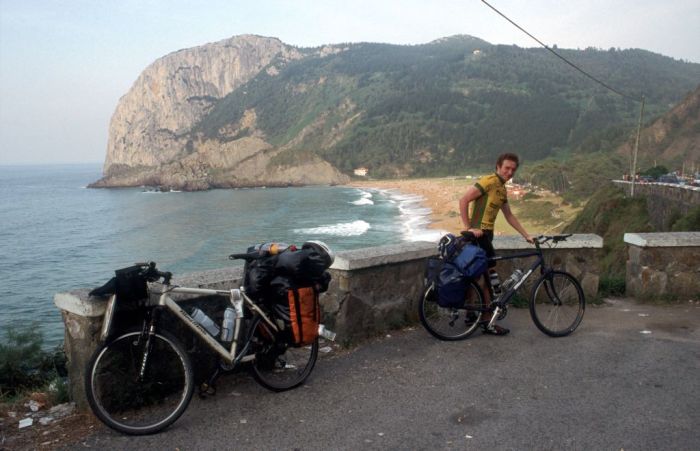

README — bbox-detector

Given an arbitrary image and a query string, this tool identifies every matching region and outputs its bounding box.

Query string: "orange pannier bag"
[287,287,320,346]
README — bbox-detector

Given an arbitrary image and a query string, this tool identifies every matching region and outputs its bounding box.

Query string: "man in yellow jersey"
[459,153,533,335]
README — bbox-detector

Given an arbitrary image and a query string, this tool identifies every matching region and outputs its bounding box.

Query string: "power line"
[480,0,641,102]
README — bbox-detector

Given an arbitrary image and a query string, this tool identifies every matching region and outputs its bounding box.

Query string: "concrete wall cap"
[493,234,603,250]
[54,289,107,317]
[173,267,244,287]
[331,241,437,271]
[624,232,700,248]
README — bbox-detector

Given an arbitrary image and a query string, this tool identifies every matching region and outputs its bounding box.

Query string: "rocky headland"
[90,34,348,190]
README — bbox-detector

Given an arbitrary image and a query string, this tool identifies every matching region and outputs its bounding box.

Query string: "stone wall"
[55,235,602,408]
[613,181,700,230]
[624,232,700,300]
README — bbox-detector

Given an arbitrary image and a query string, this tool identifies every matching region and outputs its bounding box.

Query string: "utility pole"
[630,95,645,197]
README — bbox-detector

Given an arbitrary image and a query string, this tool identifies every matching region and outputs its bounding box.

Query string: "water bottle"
[318,324,337,341]
[220,307,236,342]
[489,270,502,295]
[191,308,220,337]
[502,269,524,291]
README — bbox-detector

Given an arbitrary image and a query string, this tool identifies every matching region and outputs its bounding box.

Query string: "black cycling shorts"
[476,229,497,268]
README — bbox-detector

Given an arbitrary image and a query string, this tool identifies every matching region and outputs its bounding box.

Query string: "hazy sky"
[1,0,699,165]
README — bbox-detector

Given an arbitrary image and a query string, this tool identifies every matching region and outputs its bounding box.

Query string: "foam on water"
[375,189,446,242]
[350,190,374,205]
[294,220,371,236]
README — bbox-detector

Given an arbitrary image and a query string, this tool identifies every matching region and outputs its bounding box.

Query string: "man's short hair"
[496,153,519,168]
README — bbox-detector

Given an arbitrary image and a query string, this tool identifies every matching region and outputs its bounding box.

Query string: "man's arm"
[501,203,534,243]
[459,186,484,236]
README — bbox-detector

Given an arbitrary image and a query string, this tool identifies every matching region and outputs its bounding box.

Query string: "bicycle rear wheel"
[250,316,318,392]
[530,270,585,337]
[85,329,194,435]
[418,281,484,341]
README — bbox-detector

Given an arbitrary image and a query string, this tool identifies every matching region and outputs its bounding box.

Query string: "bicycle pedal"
[198,382,216,398]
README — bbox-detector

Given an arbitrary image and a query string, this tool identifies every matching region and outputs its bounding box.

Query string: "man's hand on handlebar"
[463,228,483,238]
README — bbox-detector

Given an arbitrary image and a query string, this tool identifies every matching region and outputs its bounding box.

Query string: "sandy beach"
[350,178,470,234]
[350,177,577,237]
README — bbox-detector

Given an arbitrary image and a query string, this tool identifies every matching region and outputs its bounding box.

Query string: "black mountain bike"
[419,234,585,340]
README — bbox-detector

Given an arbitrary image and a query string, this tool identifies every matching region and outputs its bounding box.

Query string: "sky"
[1,0,699,165]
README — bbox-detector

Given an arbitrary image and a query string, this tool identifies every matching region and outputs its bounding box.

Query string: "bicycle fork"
[137,310,159,381]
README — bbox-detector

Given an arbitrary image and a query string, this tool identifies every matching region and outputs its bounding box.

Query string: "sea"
[0,164,441,348]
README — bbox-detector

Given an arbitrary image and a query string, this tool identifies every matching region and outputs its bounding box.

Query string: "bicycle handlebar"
[533,234,572,245]
[459,231,477,241]
[134,261,172,285]
[460,231,572,246]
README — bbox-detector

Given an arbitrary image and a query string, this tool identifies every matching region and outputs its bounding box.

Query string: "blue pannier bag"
[453,244,488,279]
[436,262,466,308]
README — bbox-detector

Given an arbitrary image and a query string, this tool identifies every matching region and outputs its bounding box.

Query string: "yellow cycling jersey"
[471,173,508,231]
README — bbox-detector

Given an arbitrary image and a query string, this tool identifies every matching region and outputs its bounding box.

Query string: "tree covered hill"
[193,35,700,177]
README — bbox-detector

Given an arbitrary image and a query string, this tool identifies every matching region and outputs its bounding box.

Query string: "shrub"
[0,325,67,401]
[599,276,626,297]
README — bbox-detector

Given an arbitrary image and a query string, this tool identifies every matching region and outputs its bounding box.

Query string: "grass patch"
[599,276,626,297]
[509,292,529,308]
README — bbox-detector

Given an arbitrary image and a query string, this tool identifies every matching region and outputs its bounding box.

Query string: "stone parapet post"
[624,232,700,300]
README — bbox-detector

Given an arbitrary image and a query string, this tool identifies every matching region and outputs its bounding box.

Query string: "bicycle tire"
[85,329,194,435]
[249,316,318,392]
[529,270,585,337]
[418,281,484,341]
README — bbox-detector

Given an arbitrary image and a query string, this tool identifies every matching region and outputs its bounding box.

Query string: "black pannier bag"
[275,247,328,283]
[244,243,332,300]
[243,247,278,299]
[436,262,467,308]
[89,265,149,306]
[425,257,444,285]
[114,265,149,304]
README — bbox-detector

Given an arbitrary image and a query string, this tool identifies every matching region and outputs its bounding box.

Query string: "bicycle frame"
[100,285,279,366]
[489,250,544,302]
[480,241,556,328]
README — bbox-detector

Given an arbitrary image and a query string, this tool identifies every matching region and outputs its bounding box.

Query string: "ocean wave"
[350,190,374,205]
[376,189,445,242]
[294,220,371,236]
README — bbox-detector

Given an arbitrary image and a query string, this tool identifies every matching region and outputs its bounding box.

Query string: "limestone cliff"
[92,34,349,190]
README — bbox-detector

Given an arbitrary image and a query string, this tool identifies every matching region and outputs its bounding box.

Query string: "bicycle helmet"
[302,240,335,268]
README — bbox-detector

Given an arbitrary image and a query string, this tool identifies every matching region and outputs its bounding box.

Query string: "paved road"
[76,299,700,450]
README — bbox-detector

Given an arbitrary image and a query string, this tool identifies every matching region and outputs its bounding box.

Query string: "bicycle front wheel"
[250,316,318,392]
[85,329,194,435]
[530,270,585,337]
[418,281,484,341]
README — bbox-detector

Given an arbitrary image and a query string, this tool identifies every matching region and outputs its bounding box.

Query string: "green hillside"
[564,182,699,295]
[193,36,700,178]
